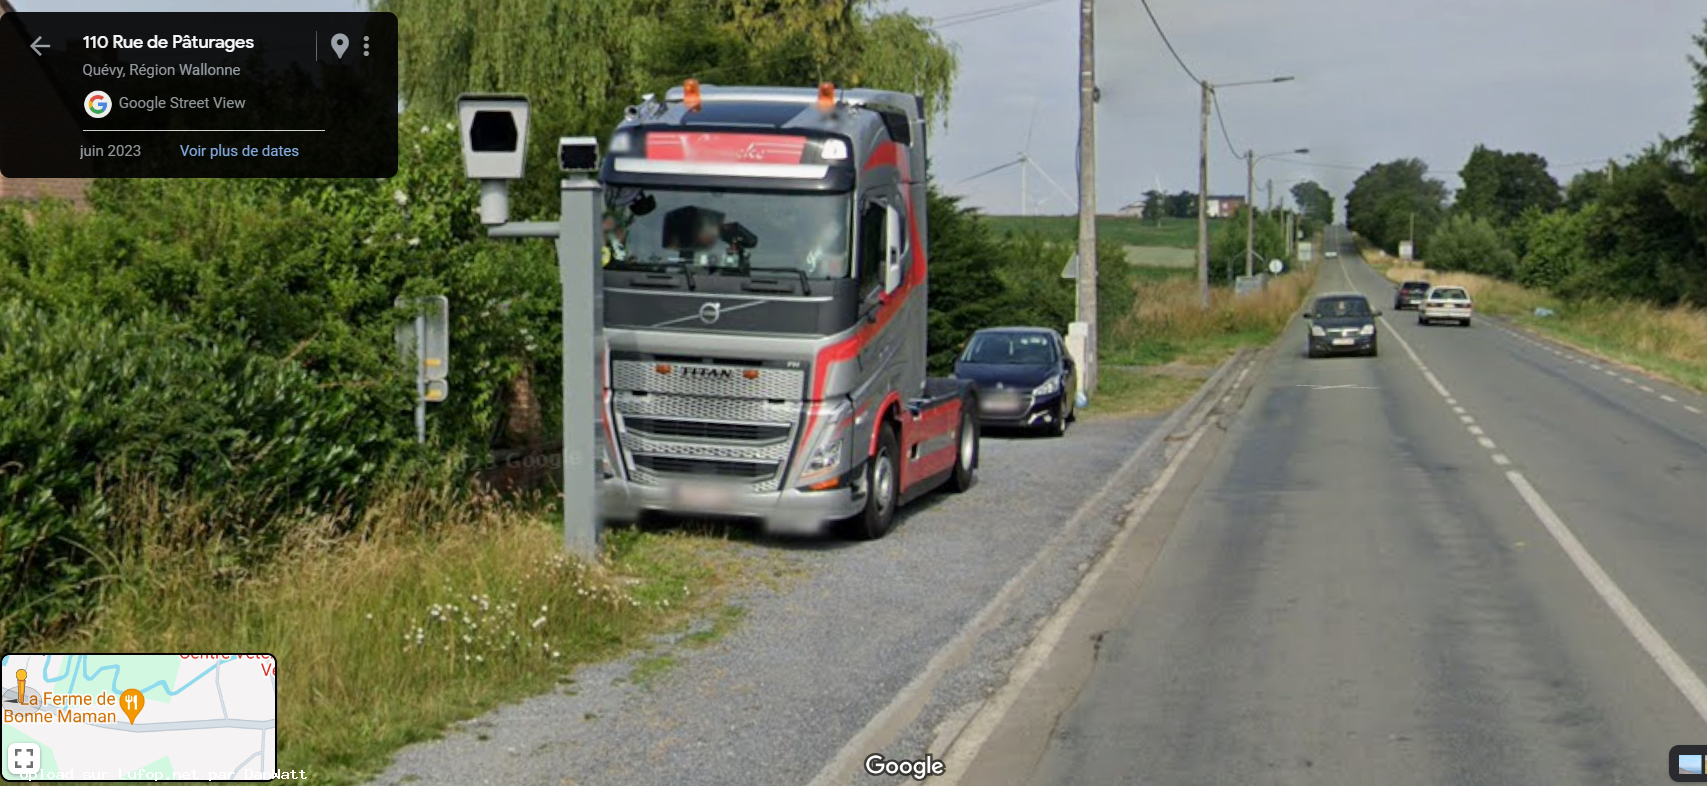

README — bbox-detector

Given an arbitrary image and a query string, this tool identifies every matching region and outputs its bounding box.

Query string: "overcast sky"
[25,0,1707,216]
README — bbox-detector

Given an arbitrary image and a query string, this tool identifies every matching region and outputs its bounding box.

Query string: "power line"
[1136,0,1200,85]
[1210,92,1240,157]
[1269,156,1364,171]
[932,0,1062,29]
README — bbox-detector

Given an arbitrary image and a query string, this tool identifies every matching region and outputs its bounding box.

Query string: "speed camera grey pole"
[559,176,602,558]
[457,94,604,559]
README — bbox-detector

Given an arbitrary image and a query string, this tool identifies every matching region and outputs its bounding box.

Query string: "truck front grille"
[624,417,789,444]
[611,391,799,493]
[632,455,775,480]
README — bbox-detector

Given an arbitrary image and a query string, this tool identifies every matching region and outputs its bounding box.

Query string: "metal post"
[558,175,604,559]
[1076,0,1099,394]
[1245,150,1255,278]
[1197,80,1211,309]
[414,315,426,444]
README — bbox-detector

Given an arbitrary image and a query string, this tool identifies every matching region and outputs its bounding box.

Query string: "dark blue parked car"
[952,327,1077,436]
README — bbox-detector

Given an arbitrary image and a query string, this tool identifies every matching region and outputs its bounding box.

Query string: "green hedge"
[0,299,413,642]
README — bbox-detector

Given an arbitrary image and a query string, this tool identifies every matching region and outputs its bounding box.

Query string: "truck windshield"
[603,188,852,280]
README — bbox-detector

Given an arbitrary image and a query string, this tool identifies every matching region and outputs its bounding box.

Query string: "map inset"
[2,654,276,781]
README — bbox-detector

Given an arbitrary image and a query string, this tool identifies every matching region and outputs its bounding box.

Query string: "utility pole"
[1245,149,1256,278]
[1197,80,1211,309]
[1265,178,1273,211]
[1074,0,1099,395]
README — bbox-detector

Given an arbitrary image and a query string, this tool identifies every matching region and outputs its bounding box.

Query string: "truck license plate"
[675,482,735,509]
[1332,338,1355,346]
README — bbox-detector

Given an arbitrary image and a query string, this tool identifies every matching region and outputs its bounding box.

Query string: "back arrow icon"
[30,36,49,56]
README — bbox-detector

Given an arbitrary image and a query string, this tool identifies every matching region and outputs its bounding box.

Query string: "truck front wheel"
[843,423,899,540]
[947,408,978,493]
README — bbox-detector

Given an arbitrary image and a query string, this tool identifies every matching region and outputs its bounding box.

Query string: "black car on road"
[952,327,1077,436]
[1394,280,1431,310]
[1303,292,1382,358]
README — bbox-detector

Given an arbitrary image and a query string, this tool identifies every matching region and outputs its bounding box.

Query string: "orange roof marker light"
[683,79,702,111]
[817,82,836,112]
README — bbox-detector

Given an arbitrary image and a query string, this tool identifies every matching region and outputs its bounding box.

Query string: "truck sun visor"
[646,132,809,164]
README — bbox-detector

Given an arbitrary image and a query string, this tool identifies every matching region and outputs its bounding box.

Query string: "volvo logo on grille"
[698,302,722,324]
[681,366,737,379]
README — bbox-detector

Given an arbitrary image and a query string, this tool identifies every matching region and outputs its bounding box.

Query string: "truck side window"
[857,201,886,297]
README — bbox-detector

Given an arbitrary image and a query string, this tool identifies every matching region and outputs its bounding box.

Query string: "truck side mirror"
[884,205,904,294]
[457,94,531,225]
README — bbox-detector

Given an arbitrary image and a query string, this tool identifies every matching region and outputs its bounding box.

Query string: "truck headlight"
[1310,324,1326,337]
[1033,376,1061,397]
[800,404,851,484]
[805,438,843,474]
[1360,324,1376,336]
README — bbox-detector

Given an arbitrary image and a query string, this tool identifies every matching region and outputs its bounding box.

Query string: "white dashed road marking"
[1363,262,1707,727]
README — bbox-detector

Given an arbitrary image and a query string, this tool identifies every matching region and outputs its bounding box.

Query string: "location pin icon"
[119,688,144,725]
[330,33,348,59]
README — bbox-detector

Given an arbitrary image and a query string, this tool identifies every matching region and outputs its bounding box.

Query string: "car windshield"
[1314,297,1371,317]
[602,187,852,280]
[1432,288,1468,300]
[961,333,1057,365]
[1403,282,1430,291]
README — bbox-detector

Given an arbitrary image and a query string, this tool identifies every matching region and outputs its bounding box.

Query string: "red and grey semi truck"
[594,81,979,539]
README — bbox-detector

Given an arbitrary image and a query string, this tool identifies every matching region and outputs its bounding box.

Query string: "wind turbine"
[952,99,1077,215]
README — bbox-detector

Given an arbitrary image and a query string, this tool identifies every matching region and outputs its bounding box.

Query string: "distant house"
[1117,200,1146,217]
[0,0,94,208]
[1205,195,1245,219]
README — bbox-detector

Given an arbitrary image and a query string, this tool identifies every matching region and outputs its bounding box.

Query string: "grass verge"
[33,479,758,786]
[1085,261,1320,416]
[1083,369,1206,420]
[1376,261,1707,393]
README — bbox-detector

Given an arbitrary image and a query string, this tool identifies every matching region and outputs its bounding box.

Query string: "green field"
[984,215,1223,249]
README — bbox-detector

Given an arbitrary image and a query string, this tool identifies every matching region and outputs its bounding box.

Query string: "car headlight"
[1033,376,1061,397]
[1360,324,1376,336]
[1310,325,1326,337]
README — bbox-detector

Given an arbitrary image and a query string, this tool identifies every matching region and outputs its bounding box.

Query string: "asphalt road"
[1020,230,1707,785]
[366,380,1228,785]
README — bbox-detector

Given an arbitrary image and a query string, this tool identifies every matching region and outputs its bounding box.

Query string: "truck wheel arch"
[867,392,903,457]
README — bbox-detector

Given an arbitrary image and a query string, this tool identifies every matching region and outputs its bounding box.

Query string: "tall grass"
[1381,262,1707,392]
[1104,264,1319,366]
[38,475,746,785]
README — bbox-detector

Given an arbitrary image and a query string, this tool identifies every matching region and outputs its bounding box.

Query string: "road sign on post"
[1268,258,1284,275]
[396,295,450,443]
[1061,252,1079,279]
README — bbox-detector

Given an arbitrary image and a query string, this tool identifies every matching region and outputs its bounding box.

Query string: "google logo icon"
[84,90,110,118]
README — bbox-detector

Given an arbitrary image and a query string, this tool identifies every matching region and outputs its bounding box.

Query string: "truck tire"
[947,409,978,493]
[843,423,899,540]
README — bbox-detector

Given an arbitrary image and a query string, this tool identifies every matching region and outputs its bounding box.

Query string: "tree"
[1510,205,1595,290]
[1140,189,1165,221]
[1289,180,1334,236]
[1454,144,1561,226]
[379,0,960,218]
[1345,158,1448,256]
[1425,214,1516,278]
[1210,207,1286,281]
[1289,180,1334,225]
[1164,190,1198,219]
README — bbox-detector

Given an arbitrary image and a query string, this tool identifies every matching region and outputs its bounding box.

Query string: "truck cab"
[595,82,978,539]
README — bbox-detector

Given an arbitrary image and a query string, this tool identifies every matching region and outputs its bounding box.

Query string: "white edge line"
[1476,436,1496,449]
[1491,453,1511,466]
[935,426,1211,785]
[1660,395,1677,403]
[1506,471,1707,726]
[1688,405,1704,415]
